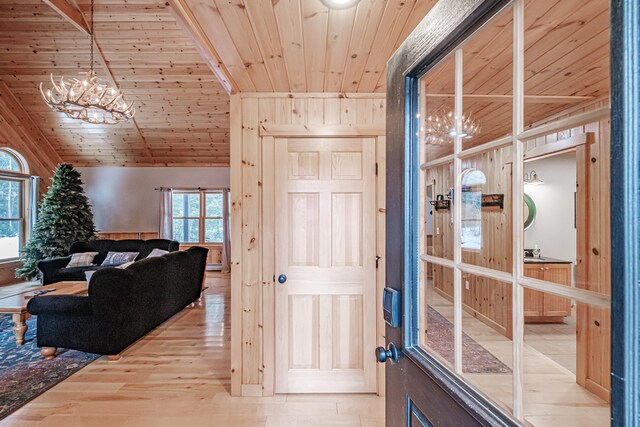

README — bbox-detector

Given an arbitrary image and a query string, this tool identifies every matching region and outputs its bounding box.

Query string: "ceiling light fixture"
[320,0,362,10]
[39,0,134,125]
[524,170,544,185]
[423,108,480,145]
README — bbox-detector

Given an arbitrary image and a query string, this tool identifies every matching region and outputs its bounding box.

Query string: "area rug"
[0,314,99,420]
[427,307,512,374]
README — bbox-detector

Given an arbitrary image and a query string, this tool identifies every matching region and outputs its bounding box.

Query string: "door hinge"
[376,255,382,269]
[375,162,378,176]
[272,274,276,283]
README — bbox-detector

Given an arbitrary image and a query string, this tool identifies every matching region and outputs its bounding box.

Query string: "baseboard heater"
[206,263,222,271]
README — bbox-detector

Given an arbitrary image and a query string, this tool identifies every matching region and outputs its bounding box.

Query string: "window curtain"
[159,188,173,240]
[28,176,39,242]
[221,188,231,273]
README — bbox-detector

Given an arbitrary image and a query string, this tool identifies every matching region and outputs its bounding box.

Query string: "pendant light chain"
[90,0,94,73]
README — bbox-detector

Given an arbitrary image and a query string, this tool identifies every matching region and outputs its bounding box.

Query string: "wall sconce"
[524,170,544,185]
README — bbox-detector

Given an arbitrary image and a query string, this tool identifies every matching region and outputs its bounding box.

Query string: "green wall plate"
[524,193,536,230]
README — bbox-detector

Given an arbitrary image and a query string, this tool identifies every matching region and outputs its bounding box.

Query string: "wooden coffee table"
[0,281,88,347]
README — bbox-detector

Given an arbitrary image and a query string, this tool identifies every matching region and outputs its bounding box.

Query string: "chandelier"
[423,108,480,145]
[39,0,134,125]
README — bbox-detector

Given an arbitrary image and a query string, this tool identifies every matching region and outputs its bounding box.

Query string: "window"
[460,169,485,251]
[172,190,226,244]
[0,149,27,261]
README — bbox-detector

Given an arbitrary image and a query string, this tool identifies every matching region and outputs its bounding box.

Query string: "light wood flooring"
[1,274,385,427]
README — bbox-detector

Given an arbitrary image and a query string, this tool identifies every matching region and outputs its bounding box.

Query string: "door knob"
[375,342,399,364]
[277,274,287,284]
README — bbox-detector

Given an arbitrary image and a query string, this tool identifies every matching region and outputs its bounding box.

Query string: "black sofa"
[27,246,208,357]
[37,239,180,285]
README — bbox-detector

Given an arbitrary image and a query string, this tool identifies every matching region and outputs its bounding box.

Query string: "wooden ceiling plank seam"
[300,0,328,92]
[273,0,307,91]
[323,6,357,92]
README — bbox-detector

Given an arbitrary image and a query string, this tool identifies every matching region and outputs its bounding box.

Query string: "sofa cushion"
[66,252,98,268]
[101,251,139,266]
[146,248,169,258]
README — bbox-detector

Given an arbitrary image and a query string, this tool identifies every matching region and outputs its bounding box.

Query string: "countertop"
[524,256,573,264]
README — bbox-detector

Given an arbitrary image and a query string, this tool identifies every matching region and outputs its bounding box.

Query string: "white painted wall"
[524,152,576,263]
[78,167,230,232]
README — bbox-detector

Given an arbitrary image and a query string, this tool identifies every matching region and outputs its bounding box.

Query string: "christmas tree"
[16,164,97,279]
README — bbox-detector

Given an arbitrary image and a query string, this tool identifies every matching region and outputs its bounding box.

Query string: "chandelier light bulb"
[423,107,481,146]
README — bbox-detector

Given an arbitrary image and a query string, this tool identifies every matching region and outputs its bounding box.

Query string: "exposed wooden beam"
[42,0,90,35]
[166,0,238,95]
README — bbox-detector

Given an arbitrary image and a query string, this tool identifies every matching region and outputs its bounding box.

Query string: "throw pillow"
[66,252,99,268]
[101,251,139,266]
[116,261,135,269]
[146,248,169,258]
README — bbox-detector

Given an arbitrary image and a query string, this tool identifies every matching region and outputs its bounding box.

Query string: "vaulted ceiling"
[0,0,436,166]
[0,0,230,166]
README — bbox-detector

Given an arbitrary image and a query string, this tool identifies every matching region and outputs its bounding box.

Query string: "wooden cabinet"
[524,263,572,322]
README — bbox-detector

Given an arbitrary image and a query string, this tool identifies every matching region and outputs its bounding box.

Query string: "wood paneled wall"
[0,80,61,286]
[429,146,514,337]
[230,93,386,396]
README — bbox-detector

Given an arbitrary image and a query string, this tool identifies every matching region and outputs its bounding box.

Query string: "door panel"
[275,137,376,393]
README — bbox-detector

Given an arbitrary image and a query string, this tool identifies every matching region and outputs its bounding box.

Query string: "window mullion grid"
[512,0,525,420]
[453,48,464,375]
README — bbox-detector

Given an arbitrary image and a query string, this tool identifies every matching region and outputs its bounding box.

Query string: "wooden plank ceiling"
[0,0,230,166]
[171,0,437,93]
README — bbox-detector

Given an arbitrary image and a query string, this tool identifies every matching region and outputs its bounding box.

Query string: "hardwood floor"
[1,274,385,427]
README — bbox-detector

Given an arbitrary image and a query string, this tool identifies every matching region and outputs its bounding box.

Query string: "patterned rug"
[0,314,99,420]
[427,306,512,374]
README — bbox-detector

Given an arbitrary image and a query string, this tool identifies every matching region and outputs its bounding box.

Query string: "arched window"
[0,148,28,261]
[460,168,486,250]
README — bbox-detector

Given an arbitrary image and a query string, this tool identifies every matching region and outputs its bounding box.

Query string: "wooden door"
[274,137,377,393]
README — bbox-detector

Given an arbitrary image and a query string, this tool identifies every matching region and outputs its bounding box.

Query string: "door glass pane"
[522,290,610,426]
[204,219,223,243]
[523,0,610,126]
[459,154,512,273]
[420,53,455,162]
[205,193,223,217]
[461,273,513,415]
[461,4,513,149]
[419,263,454,369]
[0,219,20,259]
